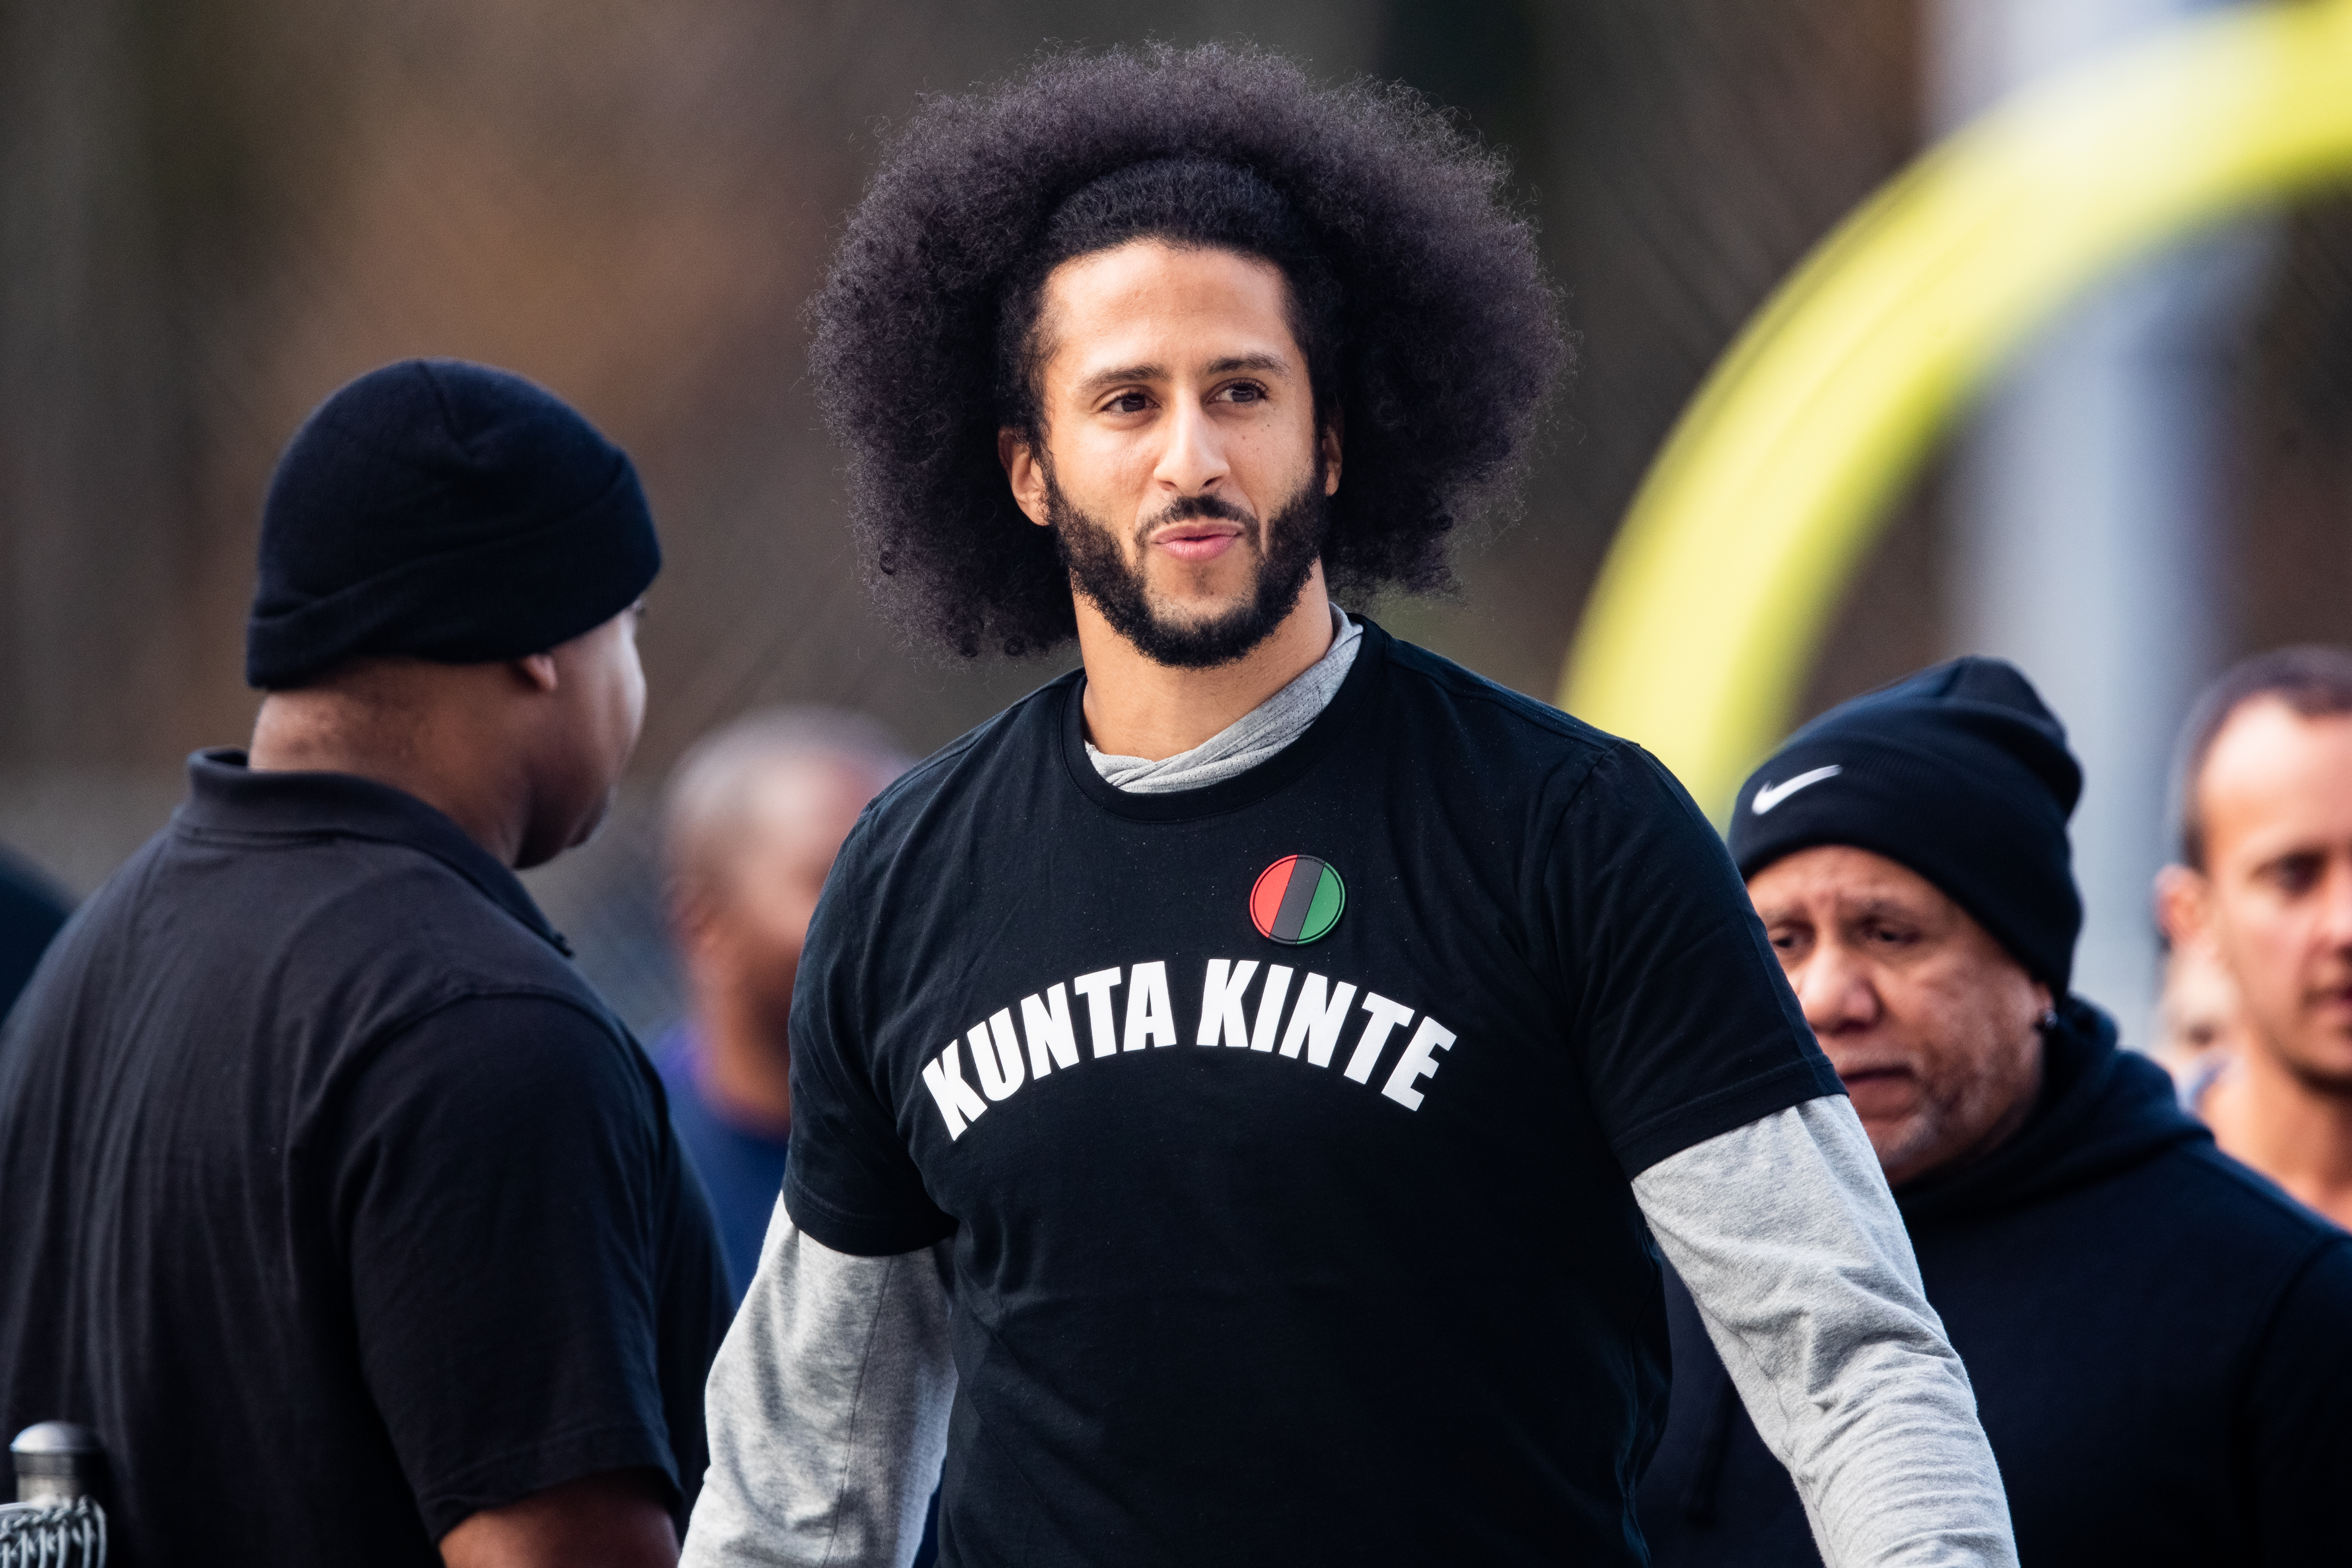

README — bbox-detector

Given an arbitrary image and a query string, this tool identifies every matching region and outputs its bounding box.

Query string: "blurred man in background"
[660,708,908,1303]
[2154,940,2246,1099]
[1642,658,2352,1567]
[2159,646,2352,1230]
[0,360,727,1567]
[0,846,68,1023]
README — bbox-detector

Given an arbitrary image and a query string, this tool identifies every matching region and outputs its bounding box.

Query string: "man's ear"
[1320,414,1343,497]
[2156,863,2214,954]
[1000,429,1052,528]
[517,652,561,693]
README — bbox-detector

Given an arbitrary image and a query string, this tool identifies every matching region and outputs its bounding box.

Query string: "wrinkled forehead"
[1744,843,1955,923]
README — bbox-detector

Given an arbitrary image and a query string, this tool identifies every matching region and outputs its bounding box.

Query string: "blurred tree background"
[2,0,2345,1031]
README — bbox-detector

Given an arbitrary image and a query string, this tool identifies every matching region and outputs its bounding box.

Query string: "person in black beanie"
[1639,657,2352,1567]
[0,360,727,1568]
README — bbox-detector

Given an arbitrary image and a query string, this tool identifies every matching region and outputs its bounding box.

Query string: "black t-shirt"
[0,752,729,1567]
[785,621,1839,1567]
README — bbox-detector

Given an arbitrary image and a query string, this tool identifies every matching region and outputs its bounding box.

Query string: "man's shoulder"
[1378,632,1617,755]
[1373,629,1690,820]
[851,669,1081,832]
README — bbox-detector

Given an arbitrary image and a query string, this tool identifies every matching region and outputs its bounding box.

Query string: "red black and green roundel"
[1250,854,1346,946]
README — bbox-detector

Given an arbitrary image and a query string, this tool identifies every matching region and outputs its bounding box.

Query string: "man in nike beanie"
[1642,656,2352,1566]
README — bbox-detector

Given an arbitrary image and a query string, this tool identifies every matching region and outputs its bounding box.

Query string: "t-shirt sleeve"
[2244,1234,2352,1564]
[1542,741,1842,1175]
[333,993,694,1540]
[781,824,958,1258]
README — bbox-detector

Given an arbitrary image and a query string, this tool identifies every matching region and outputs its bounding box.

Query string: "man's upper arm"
[335,993,689,1541]
[780,836,954,1258]
[1544,742,1842,1175]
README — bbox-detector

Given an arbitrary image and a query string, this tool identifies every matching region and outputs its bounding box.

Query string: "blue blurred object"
[0,848,69,1026]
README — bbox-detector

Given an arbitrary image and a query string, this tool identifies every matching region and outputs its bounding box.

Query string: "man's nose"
[1154,396,1228,496]
[2318,854,2352,949]
[1792,944,1880,1037]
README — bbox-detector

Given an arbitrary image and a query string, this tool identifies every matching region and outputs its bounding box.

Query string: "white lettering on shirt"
[969,1010,1026,1101]
[1021,984,1079,1078]
[1346,992,1417,1084]
[1196,959,1261,1048]
[1381,1016,1457,1110]
[1248,965,1295,1052]
[1124,959,1177,1051]
[915,960,1460,1140]
[1279,973,1360,1066]
[921,1041,991,1138]
[1072,967,1124,1058]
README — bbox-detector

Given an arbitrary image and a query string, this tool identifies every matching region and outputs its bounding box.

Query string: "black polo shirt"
[0,751,728,1567]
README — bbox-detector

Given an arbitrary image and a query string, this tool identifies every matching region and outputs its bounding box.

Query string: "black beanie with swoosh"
[1727,656,2084,993]
[245,359,659,689]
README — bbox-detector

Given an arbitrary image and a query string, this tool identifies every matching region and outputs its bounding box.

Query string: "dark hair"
[2173,645,2352,869]
[807,43,1566,657]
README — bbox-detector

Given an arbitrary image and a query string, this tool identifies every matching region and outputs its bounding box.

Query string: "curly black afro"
[808,42,1567,658]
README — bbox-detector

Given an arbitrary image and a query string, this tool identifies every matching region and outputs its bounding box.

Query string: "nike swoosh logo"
[1752,764,1842,814]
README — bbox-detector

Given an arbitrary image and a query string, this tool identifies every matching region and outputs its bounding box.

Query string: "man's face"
[520,604,646,867]
[1003,239,1341,669]
[1748,845,2051,1187]
[686,756,882,1049]
[2166,702,2352,1092]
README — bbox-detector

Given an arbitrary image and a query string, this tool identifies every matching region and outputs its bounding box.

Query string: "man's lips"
[1834,1062,1918,1113]
[1150,521,1244,564]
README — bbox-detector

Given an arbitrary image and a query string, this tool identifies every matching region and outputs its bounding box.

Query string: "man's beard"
[1049,468,1329,670]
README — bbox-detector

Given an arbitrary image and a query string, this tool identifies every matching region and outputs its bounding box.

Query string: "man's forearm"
[680,1202,955,1568]
[1633,1098,2017,1568]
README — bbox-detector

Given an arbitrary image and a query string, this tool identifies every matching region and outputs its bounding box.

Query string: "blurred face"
[2168,702,2352,1093]
[1749,845,2052,1187]
[683,756,882,1048]
[2156,944,2247,1070]
[518,604,646,867]
[1002,240,1342,669]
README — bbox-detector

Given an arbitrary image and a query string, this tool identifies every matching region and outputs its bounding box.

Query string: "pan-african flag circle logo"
[1250,855,1346,946]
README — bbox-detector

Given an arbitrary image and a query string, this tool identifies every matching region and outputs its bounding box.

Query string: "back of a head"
[246,358,660,691]
[2172,645,2352,871]
[663,708,912,895]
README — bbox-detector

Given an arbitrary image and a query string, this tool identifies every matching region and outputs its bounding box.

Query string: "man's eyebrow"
[1205,353,1290,376]
[1072,363,1163,398]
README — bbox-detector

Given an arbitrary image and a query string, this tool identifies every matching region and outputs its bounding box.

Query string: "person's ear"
[2156,863,2215,954]
[1320,414,1343,497]
[517,652,560,693]
[1000,429,1052,529]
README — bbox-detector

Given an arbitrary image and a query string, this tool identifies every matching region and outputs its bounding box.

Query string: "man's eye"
[1865,924,1916,948]
[1104,392,1149,415]
[2269,857,2323,896]
[1221,382,1266,403]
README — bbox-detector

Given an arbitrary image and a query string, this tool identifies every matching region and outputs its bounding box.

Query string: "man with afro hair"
[685,45,2015,1568]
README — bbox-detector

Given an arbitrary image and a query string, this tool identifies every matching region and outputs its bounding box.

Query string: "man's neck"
[690,985,794,1138]
[249,681,531,867]
[1074,572,1336,761]
[2207,1038,2352,1228]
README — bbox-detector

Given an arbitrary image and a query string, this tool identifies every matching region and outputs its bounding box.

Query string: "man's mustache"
[1137,492,1257,544]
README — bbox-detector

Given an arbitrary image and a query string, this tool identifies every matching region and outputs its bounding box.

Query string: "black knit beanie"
[1728,657,2084,992]
[245,359,660,689]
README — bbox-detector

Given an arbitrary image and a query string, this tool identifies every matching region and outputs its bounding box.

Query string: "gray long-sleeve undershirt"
[682,613,2015,1566]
